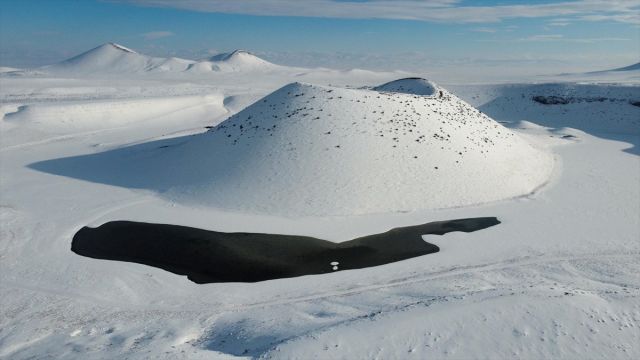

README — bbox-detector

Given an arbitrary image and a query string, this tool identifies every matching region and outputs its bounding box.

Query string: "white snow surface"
[1,46,639,359]
[450,83,640,135]
[374,77,438,96]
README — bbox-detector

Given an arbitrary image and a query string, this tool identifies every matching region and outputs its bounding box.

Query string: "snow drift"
[2,95,227,132]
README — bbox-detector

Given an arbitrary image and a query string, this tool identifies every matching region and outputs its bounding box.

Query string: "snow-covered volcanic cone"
[207,50,275,71]
[154,81,552,215]
[40,43,276,75]
[43,43,194,75]
[186,50,277,73]
[33,81,553,216]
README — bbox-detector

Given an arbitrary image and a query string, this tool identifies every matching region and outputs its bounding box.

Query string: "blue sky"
[0,0,638,72]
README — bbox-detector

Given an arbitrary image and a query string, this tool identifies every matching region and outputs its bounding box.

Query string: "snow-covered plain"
[1,44,639,359]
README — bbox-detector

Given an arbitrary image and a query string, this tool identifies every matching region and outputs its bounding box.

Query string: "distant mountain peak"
[610,62,640,72]
[227,49,252,57]
[41,43,277,75]
[209,50,262,62]
[585,61,640,74]
[106,42,137,54]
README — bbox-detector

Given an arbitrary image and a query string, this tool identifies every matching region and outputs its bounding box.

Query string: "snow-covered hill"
[374,77,438,96]
[39,43,279,76]
[546,61,640,83]
[598,62,640,72]
[41,43,193,75]
[205,49,277,71]
[35,81,552,216]
[184,50,278,73]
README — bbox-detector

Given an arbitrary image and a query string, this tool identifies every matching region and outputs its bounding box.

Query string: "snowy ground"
[1,58,639,358]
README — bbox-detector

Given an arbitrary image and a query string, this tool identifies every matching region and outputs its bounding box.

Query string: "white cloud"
[472,28,497,33]
[579,13,640,24]
[141,31,174,40]
[116,0,640,24]
[517,34,631,43]
[522,34,566,41]
[547,21,571,26]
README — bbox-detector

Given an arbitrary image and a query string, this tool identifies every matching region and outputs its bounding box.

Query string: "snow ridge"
[374,77,438,96]
[109,42,137,54]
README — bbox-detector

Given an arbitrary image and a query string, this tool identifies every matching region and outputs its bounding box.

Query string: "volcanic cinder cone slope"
[151,81,552,215]
[374,77,438,96]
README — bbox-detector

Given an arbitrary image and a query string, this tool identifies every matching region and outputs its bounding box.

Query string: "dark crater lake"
[72,217,500,283]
